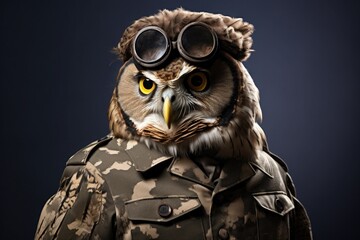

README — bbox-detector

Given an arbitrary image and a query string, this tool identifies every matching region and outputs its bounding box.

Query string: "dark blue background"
[1,0,359,239]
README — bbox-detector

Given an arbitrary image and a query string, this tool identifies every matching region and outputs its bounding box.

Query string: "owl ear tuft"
[114,8,254,63]
[219,19,254,61]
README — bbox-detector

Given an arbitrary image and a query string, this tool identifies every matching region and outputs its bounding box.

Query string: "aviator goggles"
[132,22,219,68]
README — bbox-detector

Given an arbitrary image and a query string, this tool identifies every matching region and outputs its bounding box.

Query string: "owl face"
[109,9,266,159]
[117,54,236,139]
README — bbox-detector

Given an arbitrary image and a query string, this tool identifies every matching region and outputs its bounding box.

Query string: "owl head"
[109,9,266,160]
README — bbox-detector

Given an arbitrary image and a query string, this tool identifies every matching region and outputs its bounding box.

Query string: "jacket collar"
[169,156,258,193]
[214,151,277,193]
[125,140,274,192]
[123,140,173,172]
[169,152,277,193]
[214,158,256,194]
[169,157,215,188]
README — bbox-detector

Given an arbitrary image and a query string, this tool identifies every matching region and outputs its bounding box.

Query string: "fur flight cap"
[115,8,254,62]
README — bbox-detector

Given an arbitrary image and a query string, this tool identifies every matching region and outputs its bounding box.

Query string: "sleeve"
[35,162,116,240]
[286,173,313,240]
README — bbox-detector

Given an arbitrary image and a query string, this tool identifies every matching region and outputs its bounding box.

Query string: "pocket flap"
[253,192,294,216]
[125,197,201,223]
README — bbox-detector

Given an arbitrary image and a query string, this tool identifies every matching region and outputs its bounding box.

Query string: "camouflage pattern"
[35,136,312,240]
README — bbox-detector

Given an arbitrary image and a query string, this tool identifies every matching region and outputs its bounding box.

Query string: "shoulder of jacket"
[66,135,114,166]
[59,135,113,184]
[250,150,288,178]
[261,150,297,197]
[266,151,289,172]
[264,150,298,196]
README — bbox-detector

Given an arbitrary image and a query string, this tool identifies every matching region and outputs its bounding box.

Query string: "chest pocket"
[125,196,205,240]
[253,192,294,240]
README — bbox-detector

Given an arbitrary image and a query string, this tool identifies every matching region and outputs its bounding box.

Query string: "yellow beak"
[163,97,172,129]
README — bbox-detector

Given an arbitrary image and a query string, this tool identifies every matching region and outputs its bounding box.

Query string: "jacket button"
[218,228,229,240]
[158,204,172,218]
[275,197,284,212]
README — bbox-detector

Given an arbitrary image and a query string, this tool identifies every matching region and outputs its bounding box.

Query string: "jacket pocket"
[125,196,202,222]
[253,192,294,240]
[124,196,205,239]
[253,191,294,216]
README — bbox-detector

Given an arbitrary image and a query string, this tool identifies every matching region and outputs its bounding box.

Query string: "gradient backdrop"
[1,0,359,239]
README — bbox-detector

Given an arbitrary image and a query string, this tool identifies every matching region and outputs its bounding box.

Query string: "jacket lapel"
[123,140,272,196]
[123,140,173,172]
[169,156,258,193]
[213,158,256,194]
[169,157,215,189]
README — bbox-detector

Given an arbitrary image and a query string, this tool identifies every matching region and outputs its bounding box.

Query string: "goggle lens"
[178,23,217,61]
[133,28,169,65]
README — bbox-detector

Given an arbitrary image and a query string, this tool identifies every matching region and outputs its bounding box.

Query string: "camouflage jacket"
[35,136,312,240]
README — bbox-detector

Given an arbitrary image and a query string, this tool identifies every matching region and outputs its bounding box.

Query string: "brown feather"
[108,90,133,140]
[137,117,218,144]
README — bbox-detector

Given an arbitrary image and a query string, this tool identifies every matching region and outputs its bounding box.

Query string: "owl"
[109,9,265,161]
[35,9,312,240]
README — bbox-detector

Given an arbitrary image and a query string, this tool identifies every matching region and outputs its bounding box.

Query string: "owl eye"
[139,77,156,95]
[186,72,209,92]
